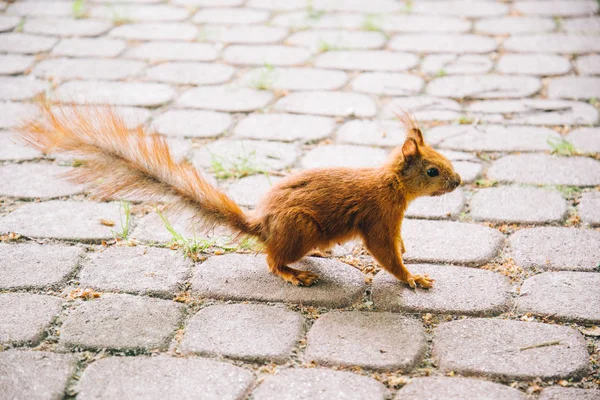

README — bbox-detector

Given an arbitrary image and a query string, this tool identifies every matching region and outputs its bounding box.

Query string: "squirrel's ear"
[407,128,424,146]
[402,137,419,159]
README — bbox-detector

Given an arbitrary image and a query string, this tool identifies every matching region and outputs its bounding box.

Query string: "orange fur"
[19,104,461,289]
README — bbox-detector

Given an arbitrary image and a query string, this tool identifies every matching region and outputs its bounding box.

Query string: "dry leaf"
[100,219,115,227]
[580,326,600,337]
[69,288,102,300]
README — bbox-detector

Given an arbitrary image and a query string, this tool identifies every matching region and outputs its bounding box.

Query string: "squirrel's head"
[386,111,462,200]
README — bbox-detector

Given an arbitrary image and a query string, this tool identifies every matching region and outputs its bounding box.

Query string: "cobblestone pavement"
[1,0,600,399]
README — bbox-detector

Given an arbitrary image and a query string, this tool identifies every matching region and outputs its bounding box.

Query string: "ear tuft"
[402,137,419,159]
[393,107,425,145]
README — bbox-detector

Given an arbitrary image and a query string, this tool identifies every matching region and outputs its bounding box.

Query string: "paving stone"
[0,33,58,54]
[0,131,42,160]
[426,124,560,152]
[60,293,182,351]
[194,139,298,170]
[200,24,288,44]
[0,54,35,75]
[390,34,497,54]
[55,81,174,107]
[0,200,121,241]
[151,109,231,138]
[412,1,509,17]
[253,368,387,400]
[488,154,600,186]
[125,41,219,61]
[274,91,376,117]
[0,101,38,129]
[180,304,303,362]
[433,319,590,380]
[234,113,334,142]
[271,11,363,29]
[0,76,48,101]
[177,86,273,112]
[496,54,571,76]
[539,387,600,400]
[23,17,112,36]
[0,242,82,290]
[470,187,567,224]
[514,0,598,17]
[109,23,197,40]
[79,246,190,298]
[577,54,600,75]
[132,209,199,243]
[336,120,406,147]
[312,0,403,12]
[76,356,254,400]
[33,58,145,80]
[427,75,541,99]
[191,253,366,307]
[286,30,386,51]
[579,191,600,226]
[518,271,600,324]
[383,96,462,122]
[421,54,492,76]
[0,163,85,199]
[0,293,63,345]
[452,161,482,184]
[548,77,600,100]
[373,264,511,316]
[568,127,600,154]
[380,14,471,33]
[0,15,20,32]
[466,100,599,125]
[146,62,234,85]
[88,4,189,21]
[241,67,348,91]
[225,174,281,207]
[395,376,526,400]
[174,0,244,5]
[301,144,387,169]
[305,311,425,371]
[351,72,424,96]
[563,16,600,33]
[52,37,127,57]
[405,188,466,219]
[315,50,419,72]
[6,1,73,17]
[247,0,304,10]
[222,44,310,66]
[475,16,556,34]
[402,220,504,265]
[0,351,77,400]
[193,7,269,24]
[504,34,600,54]
[510,227,600,272]
[62,105,151,129]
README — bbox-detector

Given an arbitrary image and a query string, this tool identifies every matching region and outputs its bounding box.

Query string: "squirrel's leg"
[266,254,319,286]
[362,230,433,289]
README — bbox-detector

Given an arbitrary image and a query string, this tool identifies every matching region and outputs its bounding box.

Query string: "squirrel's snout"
[449,175,462,190]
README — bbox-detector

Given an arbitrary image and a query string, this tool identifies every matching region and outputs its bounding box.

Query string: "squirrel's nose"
[451,174,462,189]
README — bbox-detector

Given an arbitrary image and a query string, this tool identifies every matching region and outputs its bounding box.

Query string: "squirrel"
[19,103,461,289]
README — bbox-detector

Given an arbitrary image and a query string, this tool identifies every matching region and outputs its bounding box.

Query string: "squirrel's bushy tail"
[19,102,261,237]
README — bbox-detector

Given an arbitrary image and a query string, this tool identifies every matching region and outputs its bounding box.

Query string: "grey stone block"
[564,17,600,34]
[351,72,424,96]
[125,41,219,62]
[76,356,254,400]
[193,7,269,24]
[0,200,122,241]
[223,45,310,66]
[0,102,38,129]
[381,14,470,33]
[0,164,84,199]
[504,34,600,54]
[568,127,600,154]
[514,0,598,17]
[55,81,174,107]
[0,350,77,400]
[300,144,387,169]
[152,109,231,138]
[201,25,288,44]
[518,271,600,323]
[146,62,235,85]
[0,76,48,101]
[549,77,600,100]
[7,1,72,16]
[576,54,600,75]
[373,264,512,316]
[496,54,571,76]
[0,242,82,289]
[0,293,63,345]
[421,55,492,75]
[191,254,366,307]
[23,17,112,37]
[0,54,34,75]
[539,387,600,400]
[88,4,189,21]
[0,15,20,32]
[390,34,497,54]
[475,16,555,34]
[0,33,57,54]
[180,304,303,362]
[383,96,462,122]
[405,188,465,219]
[240,67,348,91]
[274,91,377,117]
[252,368,387,400]
[177,86,273,112]
[33,58,145,80]
[52,38,127,58]
[109,22,197,40]
[225,174,281,207]
[79,246,191,298]
[434,319,590,380]
[234,113,335,142]
[411,1,508,17]
[427,75,541,99]
[0,132,42,161]
[305,311,426,370]
[286,29,386,51]
[579,191,600,226]
[315,50,418,72]
[510,227,600,271]
[402,220,504,265]
[394,377,526,400]
[60,293,183,351]
[336,120,406,147]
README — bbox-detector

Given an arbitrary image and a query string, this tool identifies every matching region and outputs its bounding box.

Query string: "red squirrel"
[20,103,461,289]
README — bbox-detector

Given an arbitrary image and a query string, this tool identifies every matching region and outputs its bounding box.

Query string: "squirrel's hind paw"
[406,274,434,289]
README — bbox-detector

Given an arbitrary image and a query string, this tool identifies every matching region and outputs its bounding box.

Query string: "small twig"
[519,340,561,351]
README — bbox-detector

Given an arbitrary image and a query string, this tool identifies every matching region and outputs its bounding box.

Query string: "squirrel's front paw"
[406,274,434,289]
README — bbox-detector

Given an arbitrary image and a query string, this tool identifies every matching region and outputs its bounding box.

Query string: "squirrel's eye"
[427,168,439,177]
